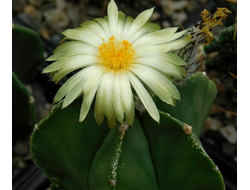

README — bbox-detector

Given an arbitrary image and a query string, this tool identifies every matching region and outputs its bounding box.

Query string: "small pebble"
[162,21,171,28]
[55,0,67,10]
[43,9,69,30]
[150,12,160,21]
[219,125,237,144]
[13,144,29,156]
[205,117,223,131]
[172,11,187,26]
[172,1,188,11]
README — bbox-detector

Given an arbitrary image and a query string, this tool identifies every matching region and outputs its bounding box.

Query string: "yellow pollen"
[98,35,135,70]
[200,8,231,46]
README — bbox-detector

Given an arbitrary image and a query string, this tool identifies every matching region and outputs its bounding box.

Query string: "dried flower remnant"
[173,8,231,84]
[201,8,231,46]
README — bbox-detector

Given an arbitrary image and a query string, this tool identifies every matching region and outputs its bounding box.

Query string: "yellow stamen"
[201,8,231,46]
[98,35,135,70]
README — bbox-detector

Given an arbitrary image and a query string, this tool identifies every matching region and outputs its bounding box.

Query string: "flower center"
[98,35,135,70]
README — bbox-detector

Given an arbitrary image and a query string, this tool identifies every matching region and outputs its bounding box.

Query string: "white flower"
[42,0,191,128]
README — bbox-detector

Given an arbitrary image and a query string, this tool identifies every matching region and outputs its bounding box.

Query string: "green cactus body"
[12,24,44,141]
[12,24,44,83]
[30,72,225,190]
[13,71,36,141]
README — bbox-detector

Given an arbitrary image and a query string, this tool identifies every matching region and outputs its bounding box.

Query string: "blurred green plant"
[12,23,44,141]
[12,71,36,141]
[12,24,44,83]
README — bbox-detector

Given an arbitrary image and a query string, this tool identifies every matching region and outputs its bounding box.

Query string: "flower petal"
[107,114,117,129]
[134,51,188,66]
[94,84,105,125]
[52,55,101,82]
[62,65,105,109]
[107,0,119,38]
[62,28,101,47]
[128,22,161,44]
[116,11,126,39]
[94,18,111,39]
[113,70,125,124]
[133,56,184,79]
[102,70,116,121]
[80,20,109,40]
[62,79,84,109]
[46,41,98,61]
[53,68,90,103]
[124,7,154,40]
[132,27,178,48]
[159,29,187,43]
[128,64,176,105]
[126,70,159,123]
[83,65,108,93]
[157,35,192,51]
[79,78,101,122]
[119,70,134,124]
[134,30,188,50]
[131,64,180,100]
[121,16,134,39]
[42,59,67,73]
[119,71,135,127]
[126,94,135,127]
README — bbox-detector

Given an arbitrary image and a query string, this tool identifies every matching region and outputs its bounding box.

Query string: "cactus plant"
[12,71,36,141]
[29,1,230,189]
[12,23,44,141]
[30,72,225,190]
[12,24,44,83]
